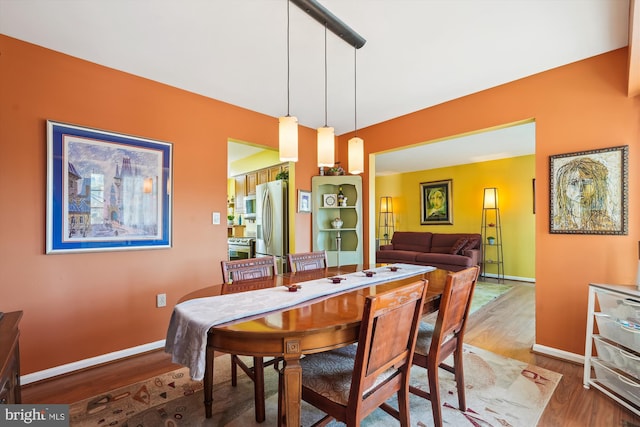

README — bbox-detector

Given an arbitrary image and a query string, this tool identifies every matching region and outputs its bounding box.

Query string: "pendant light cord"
[286,0,291,116]
[353,46,357,136]
[324,23,328,127]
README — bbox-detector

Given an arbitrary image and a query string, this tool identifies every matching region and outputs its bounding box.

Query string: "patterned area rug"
[70,345,559,427]
[470,281,514,314]
[70,281,520,427]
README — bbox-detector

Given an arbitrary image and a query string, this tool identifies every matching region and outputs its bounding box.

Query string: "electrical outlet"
[156,293,167,308]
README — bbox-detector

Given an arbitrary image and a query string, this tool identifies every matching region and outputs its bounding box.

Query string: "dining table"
[166,263,447,427]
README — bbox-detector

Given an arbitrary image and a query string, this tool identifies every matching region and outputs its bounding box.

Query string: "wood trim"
[629,0,640,97]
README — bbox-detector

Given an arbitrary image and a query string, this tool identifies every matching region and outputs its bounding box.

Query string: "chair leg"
[397,387,411,427]
[428,365,443,427]
[453,349,467,411]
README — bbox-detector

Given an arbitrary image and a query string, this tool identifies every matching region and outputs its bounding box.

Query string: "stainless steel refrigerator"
[255,180,288,273]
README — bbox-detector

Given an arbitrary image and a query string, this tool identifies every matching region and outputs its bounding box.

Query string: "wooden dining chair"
[409,265,480,427]
[281,279,428,426]
[287,250,328,273]
[219,256,279,423]
[221,255,277,283]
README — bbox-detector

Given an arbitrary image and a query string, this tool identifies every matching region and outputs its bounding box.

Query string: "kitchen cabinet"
[268,165,283,181]
[234,176,246,215]
[583,283,640,416]
[246,173,257,195]
[0,311,22,404]
[232,163,288,210]
[257,169,269,186]
[311,175,363,267]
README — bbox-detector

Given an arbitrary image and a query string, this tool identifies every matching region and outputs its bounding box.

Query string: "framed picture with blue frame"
[46,121,173,253]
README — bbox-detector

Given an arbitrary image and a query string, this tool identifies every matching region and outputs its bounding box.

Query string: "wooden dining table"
[175,265,447,426]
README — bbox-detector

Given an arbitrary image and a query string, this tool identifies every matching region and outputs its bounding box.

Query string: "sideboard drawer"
[595,290,640,323]
[594,335,640,380]
[592,359,640,404]
[595,313,640,353]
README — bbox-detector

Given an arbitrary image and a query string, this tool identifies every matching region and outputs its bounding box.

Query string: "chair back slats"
[287,251,328,273]
[430,266,479,362]
[221,256,277,283]
[350,279,428,406]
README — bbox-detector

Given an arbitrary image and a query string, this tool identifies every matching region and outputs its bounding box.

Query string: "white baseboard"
[21,339,166,385]
[481,273,535,283]
[532,343,584,365]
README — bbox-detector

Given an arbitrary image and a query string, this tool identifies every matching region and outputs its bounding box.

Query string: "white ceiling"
[0,0,630,173]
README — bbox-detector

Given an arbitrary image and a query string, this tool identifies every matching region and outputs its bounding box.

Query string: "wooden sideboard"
[0,311,22,404]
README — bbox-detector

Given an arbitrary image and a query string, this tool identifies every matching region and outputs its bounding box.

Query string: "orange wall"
[2,33,639,375]
[339,48,640,356]
[0,35,312,374]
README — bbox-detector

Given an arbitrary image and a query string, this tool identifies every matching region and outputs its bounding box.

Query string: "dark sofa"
[376,231,481,272]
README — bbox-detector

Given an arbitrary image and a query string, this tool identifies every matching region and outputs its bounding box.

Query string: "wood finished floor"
[21,280,640,426]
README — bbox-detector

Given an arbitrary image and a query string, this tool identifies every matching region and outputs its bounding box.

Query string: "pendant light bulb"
[279,116,298,161]
[348,136,363,174]
[317,126,335,167]
[317,23,335,168]
[348,46,363,174]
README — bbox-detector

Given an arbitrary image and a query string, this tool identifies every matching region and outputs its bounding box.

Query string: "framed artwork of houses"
[46,121,173,253]
[549,145,628,235]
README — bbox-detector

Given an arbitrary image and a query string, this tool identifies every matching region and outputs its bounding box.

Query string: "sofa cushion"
[376,250,418,263]
[449,237,468,254]
[431,233,481,254]
[461,237,480,251]
[391,232,432,252]
[415,252,475,268]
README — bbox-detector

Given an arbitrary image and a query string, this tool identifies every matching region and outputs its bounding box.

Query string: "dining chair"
[287,250,328,273]
[409,265,480,427]
[280,279,428,426]
[219,256,279,423]
[221,255,277,283]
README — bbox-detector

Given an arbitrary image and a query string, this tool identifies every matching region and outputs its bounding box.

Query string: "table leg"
[282,338,302,427]
[253,357,266,422]
[204,344,215,418]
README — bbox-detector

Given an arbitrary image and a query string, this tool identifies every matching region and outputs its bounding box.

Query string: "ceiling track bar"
[290,0,366,49]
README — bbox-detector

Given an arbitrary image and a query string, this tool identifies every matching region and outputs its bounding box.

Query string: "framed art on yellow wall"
[420,179,453,225]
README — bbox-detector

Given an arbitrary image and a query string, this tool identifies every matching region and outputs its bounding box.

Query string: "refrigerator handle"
[263,189,273,247]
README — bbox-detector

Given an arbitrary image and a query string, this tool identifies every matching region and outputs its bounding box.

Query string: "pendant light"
[317,23,335,168]
[279,0,298,162]
[348,47,364,174]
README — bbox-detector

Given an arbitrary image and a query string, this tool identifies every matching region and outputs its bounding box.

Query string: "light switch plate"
[212,212,221,224]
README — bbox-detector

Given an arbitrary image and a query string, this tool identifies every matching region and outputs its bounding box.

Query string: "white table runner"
[165,263,433,380]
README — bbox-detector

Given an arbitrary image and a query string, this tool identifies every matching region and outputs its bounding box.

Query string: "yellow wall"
[376,155,535,279]
[229,146,281,177]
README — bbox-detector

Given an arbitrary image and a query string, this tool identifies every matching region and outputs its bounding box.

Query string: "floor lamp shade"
[279,116,298,162]
[348,136,364,174]
[317,126,335,167]
[483,187,498,209]
[380,196,393,213]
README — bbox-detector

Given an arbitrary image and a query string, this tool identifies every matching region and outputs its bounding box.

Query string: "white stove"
[228,237,255,245]
[227,237,255,260]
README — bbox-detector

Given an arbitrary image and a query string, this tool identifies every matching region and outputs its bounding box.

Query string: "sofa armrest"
[462,248,481,265]
[379,244,394,251]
